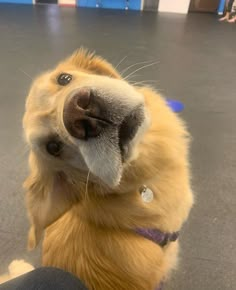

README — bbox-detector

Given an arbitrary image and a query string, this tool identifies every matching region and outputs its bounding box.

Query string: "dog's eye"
[57,73,72,86]
[46,141,63,157]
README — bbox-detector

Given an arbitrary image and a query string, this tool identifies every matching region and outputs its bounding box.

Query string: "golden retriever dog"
[21,49,193,290]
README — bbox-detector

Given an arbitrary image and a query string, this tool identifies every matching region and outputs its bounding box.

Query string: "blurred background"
[0,1,235,290]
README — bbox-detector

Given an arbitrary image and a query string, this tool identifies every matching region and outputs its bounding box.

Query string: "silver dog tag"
[140,186,154,203]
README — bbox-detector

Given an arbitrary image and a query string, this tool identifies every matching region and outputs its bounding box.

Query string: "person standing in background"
[219,0,236,22]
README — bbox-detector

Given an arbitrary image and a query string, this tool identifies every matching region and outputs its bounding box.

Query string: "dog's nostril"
[63,88,109,140]
[75,88,91,109]
[46,141,62,157]
[73,118,103,140]
[83,119,102,139]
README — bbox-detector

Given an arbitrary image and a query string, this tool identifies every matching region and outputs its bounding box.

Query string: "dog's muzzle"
[63,87,143,155]
[61,82,148,187]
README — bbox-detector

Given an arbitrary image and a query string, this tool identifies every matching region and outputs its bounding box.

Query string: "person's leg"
[219,11,230,21]
[0,267,88,290]
[219,0,234,21]
[227,0,235,11]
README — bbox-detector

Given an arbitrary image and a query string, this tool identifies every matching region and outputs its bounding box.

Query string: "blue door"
[78,0,141,11]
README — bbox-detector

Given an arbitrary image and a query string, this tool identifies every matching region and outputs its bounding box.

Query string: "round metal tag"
[140,186,154,203]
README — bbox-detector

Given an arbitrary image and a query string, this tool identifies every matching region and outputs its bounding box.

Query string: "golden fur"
[22,49,193,290]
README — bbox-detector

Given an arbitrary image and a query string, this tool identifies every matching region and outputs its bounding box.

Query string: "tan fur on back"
[23,49,193,290]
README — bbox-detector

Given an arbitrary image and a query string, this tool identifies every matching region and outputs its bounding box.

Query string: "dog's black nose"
[63,88,109,140]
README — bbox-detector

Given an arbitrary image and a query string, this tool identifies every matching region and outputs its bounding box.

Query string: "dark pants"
[227,0,234,12]
[0,267,88,290]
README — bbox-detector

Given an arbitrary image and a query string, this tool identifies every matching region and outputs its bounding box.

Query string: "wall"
[59,0,75,5]
[159,0,191,14]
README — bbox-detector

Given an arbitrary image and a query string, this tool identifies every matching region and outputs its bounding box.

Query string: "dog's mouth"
[63,88,144,145]
[118,106,144,160]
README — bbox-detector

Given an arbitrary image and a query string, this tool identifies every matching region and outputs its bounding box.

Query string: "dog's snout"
[63,88,108,140]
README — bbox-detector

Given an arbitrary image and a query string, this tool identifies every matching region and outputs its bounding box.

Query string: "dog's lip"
[118,109,142,160]
[85,112,113,125]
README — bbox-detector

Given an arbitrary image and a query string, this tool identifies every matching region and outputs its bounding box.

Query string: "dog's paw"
[8,260,35,279]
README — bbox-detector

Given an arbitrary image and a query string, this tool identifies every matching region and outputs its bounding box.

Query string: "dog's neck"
[72,183,174,233]
[70,184,180,248]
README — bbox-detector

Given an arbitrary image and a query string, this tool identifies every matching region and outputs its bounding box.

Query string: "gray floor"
[0,4,235,290]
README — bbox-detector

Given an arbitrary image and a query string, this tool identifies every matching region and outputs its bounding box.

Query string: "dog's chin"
[68,139,127,189]
[66,107,149,189]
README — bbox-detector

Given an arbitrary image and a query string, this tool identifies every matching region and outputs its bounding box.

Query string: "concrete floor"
[0,4,235,290]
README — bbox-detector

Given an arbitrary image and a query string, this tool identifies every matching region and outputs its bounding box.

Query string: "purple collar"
[137,186,179,247]
[135,228,179,247]
[135,229,178,290]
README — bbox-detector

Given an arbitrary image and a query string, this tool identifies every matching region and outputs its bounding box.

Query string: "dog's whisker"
[19,68,33,80]
[120,60,156,77]
[114,55,128,70]
[123,61,160,81]
[130,80,158,86]
[85,170,91,201]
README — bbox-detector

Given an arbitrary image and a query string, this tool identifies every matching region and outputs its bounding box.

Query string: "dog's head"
[23,49,189,249]
[24,49,150,188]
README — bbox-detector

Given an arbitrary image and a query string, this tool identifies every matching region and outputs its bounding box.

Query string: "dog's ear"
[62,48,122,79]
[24,152,78,250]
